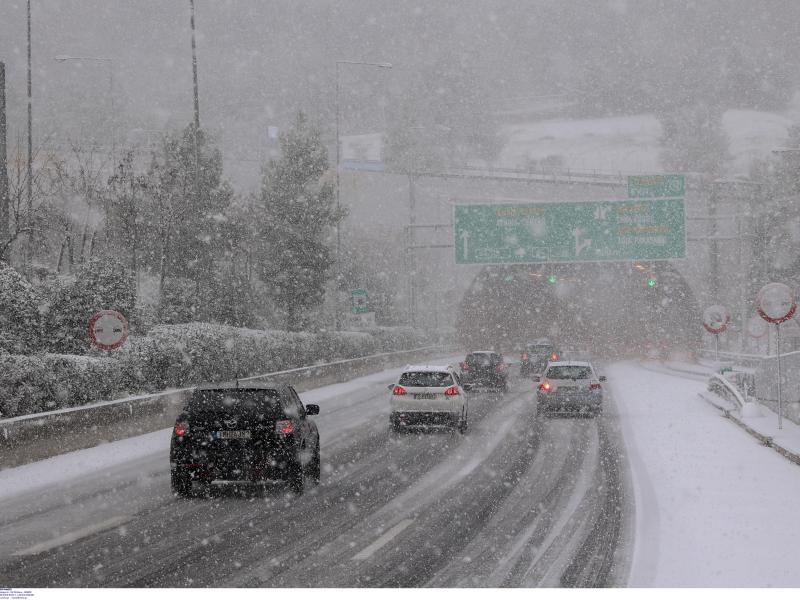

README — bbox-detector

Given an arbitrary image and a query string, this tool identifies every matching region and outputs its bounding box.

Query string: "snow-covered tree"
[659,104,729,177]
[140,124,234,311]
[257,112,344,331]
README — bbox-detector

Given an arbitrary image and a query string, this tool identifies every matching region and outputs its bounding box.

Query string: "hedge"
[0,323,431,419]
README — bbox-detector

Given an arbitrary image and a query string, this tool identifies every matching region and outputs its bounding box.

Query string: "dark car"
[520,340,559,378]
[459,351,508,392]
[170,382,320,497]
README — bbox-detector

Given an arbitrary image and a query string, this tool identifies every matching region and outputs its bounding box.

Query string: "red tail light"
[522,353,529,361]
[392,385,407,396]
[550,352,558,361]
[174,421,189,437]
[589,383,602,391]
[538,381,553,393]
[495,363,507,373]
[444,385,460,396]
[276,420,294,435]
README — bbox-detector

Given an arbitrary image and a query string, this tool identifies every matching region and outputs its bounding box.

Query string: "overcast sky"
[2,1,799,190]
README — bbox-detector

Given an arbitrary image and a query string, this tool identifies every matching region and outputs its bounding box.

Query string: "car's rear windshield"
[528,345,553,353]
[545,366,592,380]
[188,389,284,418]
[399,371,454,387]
[466,353,499,365]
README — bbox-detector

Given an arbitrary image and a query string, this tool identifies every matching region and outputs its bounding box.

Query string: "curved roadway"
[0,367,633,587]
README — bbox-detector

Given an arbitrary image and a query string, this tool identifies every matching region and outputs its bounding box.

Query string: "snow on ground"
[723,109,793,175]
[497,108,795,177]
[498,114,663,174]
[611,361,800,587]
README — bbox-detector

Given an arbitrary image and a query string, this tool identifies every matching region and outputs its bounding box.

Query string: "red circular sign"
[703,305,730,334]
[756,283,797,324]
[88,310,129,350]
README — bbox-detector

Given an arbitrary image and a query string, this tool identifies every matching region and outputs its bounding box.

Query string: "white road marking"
[12,515,132,557]
[351,518,415,561]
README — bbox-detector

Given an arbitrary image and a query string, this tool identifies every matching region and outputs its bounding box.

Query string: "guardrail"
[701,374,800,467]
[0,344,456,469]
[706,373,748,410]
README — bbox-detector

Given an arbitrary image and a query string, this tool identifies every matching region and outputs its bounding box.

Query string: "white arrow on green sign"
[454,199,686,265]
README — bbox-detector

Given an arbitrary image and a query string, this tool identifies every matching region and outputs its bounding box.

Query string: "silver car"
[535,360,606,417]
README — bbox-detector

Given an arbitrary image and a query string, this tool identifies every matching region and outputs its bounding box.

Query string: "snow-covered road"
[611,361,800,587]
[1,359,798,587]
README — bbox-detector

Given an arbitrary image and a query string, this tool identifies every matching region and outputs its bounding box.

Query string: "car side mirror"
[387,384,395,391]
[599,376,607,382]
[305,404,320,416]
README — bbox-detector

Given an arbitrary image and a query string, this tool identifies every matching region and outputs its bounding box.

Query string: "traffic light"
[647,277,657,288]
[547,275,557,284]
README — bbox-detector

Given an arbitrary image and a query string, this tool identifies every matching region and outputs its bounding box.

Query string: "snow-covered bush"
[45,257,136,354]
[0,263,43,354]
[0,323,437,419]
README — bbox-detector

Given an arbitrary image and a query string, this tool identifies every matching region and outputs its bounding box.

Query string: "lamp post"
[53,55,115,161]
[334,59,392,330]
[404,124,450,327]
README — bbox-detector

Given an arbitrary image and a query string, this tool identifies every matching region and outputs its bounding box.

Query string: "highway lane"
[0,367,633,587]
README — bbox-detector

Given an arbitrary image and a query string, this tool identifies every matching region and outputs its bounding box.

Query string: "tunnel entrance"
[456,261,700,358]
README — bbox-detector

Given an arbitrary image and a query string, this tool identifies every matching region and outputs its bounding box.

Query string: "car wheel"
[309,447,321,485]
[288,459,305,494]
[171,467,192,498]
[457,407,468,434]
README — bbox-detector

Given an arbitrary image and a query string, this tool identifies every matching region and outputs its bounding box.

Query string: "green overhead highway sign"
[628,174,685,198]
[453,199,686,265]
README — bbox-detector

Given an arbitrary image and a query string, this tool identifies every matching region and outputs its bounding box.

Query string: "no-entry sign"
[88,310,129,350]
[703,305,730,335]
[756,283,796,324]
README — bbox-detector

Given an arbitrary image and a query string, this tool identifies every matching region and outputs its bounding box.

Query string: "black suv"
[170,382,320,497]
[520,340,559,378]
[460,351,508,392]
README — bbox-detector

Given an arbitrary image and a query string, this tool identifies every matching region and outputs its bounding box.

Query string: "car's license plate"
[215,430,251,440]
[560,386,578,391]
[414,393,435,400]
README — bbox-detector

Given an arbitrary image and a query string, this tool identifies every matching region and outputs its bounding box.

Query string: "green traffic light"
[547,275,557,284]
[647,278,657,287]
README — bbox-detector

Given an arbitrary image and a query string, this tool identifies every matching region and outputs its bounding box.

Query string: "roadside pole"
[0,61,8,253]
[755,282,796,431]
[776,323,783,430]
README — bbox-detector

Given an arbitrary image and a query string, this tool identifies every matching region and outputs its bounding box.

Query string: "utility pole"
[26,0,33,266]
[0,61,9,255]
[189,0,201,214]
[190,0,200,131]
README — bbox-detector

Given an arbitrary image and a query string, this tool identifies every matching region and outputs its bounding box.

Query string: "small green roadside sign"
[351,288,369,314]
[454,199,686,265]
[628,174,685,198]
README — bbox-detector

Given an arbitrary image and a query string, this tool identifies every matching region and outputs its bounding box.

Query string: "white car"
[535,360,605,417]
[388,364,469,433]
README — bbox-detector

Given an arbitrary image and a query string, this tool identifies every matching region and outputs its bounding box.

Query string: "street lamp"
[404,123,451,327]
[334,59,392,330]
[53,55,115,160]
